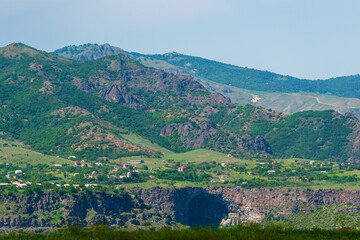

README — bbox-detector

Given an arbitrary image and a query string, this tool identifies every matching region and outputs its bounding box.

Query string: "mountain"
[131,52,360,118]
[130,52,360,99]
[54,44,360,118]
[1,43,360,162]
[53,43,130,61]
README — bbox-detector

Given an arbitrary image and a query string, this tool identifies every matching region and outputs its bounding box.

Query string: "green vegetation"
[2,224,360,240]
[132,51,360,99]
[1,43,360,163]
[265,203,360,230]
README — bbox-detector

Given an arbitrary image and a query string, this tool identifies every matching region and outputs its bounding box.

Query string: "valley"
[0,42,360,232]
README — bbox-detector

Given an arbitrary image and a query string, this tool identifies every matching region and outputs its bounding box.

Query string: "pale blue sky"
[1,0,360,79]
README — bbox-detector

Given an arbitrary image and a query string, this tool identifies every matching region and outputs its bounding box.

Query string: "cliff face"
[134,187,360,226]
[0,191,168,231]
[1,187,360,231]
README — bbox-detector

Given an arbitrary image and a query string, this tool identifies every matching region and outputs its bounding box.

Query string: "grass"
[0,139,72,167]
[120,133,174,155]
[2,224,360,240]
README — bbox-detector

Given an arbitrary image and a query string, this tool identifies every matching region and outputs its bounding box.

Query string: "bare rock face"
[99,84,140,107]
[160,119,218,149]
[74,43,130,61]
[242,133,272,154]
[160,124,177,136]
[134,187,360,227]
[2,187,360,231]
[0,191,167,231]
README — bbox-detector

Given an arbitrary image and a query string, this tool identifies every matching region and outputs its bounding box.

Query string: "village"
[0,151,359,192]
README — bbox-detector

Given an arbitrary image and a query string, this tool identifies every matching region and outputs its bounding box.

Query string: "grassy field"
[0,138,72,167]
[120,133,174,155]
[1,224,360,240]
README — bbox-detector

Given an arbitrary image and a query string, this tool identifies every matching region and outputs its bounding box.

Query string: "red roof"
[272,164,279,167]
[254,173,259,175]
[179,166,187,169]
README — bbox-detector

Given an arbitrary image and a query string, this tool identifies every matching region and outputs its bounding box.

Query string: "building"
[178,166,187,172]
[220,173,228,179]
[267,170,276,174]
[129,160,143,165]
[210,179,222,183]
[15,170,22,175]
[74,161,81,166]
[94,163,103,167]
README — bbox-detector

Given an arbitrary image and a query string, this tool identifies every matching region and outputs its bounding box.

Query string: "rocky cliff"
[1,187,359,231]
[133,187,360,226]
[0,191,170,231]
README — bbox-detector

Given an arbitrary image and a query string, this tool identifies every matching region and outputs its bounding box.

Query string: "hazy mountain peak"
[53,43,130,60]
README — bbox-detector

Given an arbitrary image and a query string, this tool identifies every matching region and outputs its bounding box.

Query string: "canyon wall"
[0,187,359,231]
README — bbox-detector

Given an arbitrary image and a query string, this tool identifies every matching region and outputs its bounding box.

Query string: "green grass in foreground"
[2,224,360,240]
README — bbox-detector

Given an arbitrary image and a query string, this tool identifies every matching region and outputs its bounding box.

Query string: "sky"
[1,0,360,79]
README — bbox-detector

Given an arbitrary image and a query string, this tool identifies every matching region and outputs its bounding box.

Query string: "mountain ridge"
[1,43,359,162]
[53,44,360,118]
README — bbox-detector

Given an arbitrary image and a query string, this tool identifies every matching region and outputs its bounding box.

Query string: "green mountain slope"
[53,44,360,118]
[1,43,360,162]
[130,52,360,99]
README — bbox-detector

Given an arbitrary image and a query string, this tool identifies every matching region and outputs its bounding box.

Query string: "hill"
[1,43,360,162]
[54,44,360,118]
[130,51,360,99]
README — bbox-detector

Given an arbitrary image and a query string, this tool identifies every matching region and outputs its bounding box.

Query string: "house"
[74,161,81,166]
[15,170,22,175]
[82,159,88,163]
[210,179,222,183]
[68,155,76,159]
[53,164,62,167]
[81,163,88,167]
[178,166,187,172]
[220,173,228,179]
[129,160,143,165]
[123,164,129,169]
[221,163,227,167]
[227,154,232,158]
[271,164,279,167]
[12,181,27,188]
[267,170,276,174]
[95,163,103,167]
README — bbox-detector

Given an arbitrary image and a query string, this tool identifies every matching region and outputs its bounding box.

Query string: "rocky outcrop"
[134,187,360,226]
[1,187,360,231]
[0,191,168,231]
[242,133,272,154]
[160,119,218,149]
[70,43,130,61]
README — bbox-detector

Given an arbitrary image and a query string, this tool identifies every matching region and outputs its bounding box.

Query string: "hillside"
[1,43,359,162]
[130,52,360,99]
[54,44,360,118]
